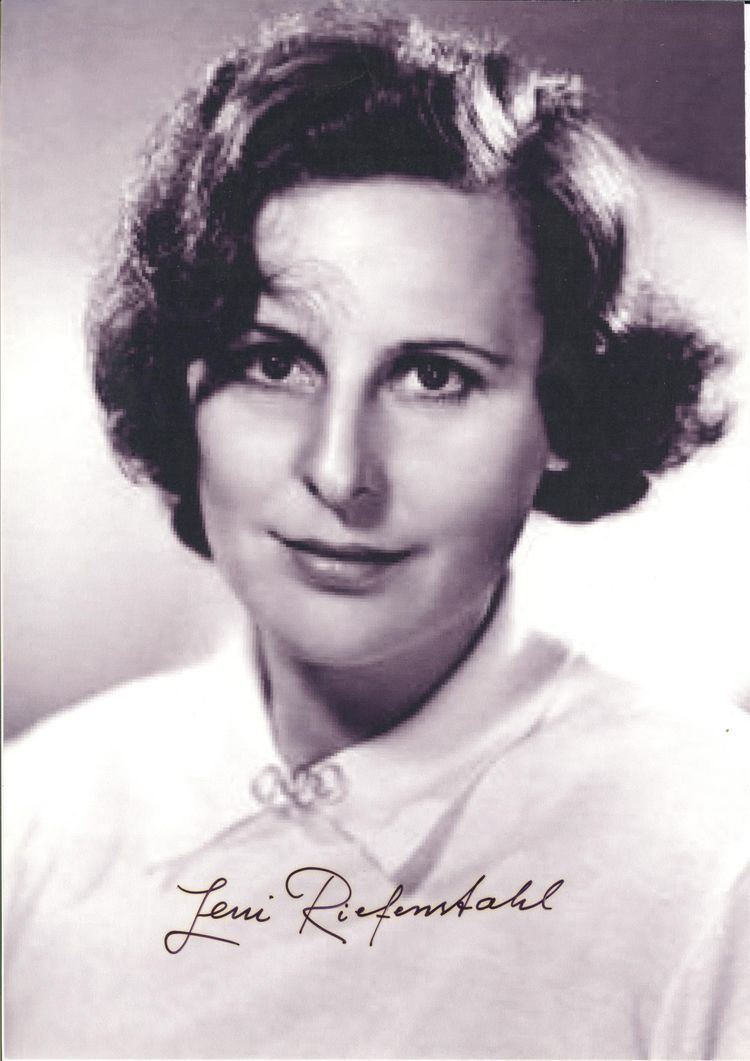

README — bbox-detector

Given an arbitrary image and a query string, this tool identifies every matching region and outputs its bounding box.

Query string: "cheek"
[394,395,548,538]
[194,397,297,536]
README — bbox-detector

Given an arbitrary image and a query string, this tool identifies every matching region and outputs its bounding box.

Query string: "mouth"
[270,533,415,593]
[274,534,413,563]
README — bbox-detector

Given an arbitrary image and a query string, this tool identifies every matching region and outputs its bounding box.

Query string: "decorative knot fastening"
[250,761,346,810]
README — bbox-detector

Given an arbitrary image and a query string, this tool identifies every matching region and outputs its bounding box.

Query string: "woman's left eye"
[393,356,478,401]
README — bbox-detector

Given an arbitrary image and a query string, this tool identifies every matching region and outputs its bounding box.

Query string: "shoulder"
[5,665,193,842]
[7,658,215,790]
[529,647,750,856]
[466,642,750,1023]
[7,630,257,771]
[5,640,256,870]
[548,651,750,772]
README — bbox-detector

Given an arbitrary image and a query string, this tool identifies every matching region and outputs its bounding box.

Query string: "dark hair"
[89,7,727,556]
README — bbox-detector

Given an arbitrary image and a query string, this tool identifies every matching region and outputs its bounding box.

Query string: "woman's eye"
[242,346,319,393]
[395,356,478,401]
[258,349,294,380]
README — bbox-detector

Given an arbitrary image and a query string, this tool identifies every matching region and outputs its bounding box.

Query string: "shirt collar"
[147,581,572,881]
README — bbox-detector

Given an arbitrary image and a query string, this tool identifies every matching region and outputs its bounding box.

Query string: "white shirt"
[5,598,750,1058]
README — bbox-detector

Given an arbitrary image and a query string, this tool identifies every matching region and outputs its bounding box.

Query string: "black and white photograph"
[3,0,749,1057]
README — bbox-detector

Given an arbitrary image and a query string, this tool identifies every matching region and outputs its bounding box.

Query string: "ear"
[186,360,207,402]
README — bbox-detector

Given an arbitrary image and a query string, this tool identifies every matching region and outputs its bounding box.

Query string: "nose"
[298,388,387,528]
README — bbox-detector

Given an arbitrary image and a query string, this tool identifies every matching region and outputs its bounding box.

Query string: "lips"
[275,534,413,563]
[271,533,415,593]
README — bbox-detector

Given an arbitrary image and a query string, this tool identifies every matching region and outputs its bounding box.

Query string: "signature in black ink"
[164,869,564,953]
[286,867,564,947]
[163,877,272,954]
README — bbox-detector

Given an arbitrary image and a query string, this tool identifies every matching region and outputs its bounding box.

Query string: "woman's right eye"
[240,345,320,393]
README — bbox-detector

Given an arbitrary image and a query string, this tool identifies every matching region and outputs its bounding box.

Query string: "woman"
[6,9,749,1058]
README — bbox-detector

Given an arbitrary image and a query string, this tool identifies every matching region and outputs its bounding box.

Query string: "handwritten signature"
[164,868,564,953]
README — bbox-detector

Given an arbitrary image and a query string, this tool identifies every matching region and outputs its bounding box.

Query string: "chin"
[292,607,412,668]
[247,588,426,668]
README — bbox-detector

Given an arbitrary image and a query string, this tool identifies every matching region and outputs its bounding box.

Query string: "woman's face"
[190,178,548,666]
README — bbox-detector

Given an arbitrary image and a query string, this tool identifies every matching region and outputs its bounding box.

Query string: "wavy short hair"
[89,8,727,557]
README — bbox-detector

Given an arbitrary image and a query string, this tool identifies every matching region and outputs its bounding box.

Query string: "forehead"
[254,178,540,349]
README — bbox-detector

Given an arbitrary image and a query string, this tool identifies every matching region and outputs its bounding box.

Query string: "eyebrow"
[239,323,511,367]
[230,322,310,347]
[398,340,512,369]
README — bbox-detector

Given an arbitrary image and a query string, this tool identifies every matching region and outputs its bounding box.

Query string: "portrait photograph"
[2,0,749,1057]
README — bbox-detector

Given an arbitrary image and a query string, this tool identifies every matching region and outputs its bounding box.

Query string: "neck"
[256,581,505,771]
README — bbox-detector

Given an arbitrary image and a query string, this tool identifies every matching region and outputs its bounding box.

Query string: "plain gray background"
[2,0,748,738]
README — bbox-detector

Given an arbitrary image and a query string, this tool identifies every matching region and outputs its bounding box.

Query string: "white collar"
[146,583,572,882]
